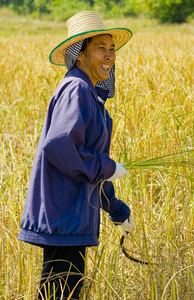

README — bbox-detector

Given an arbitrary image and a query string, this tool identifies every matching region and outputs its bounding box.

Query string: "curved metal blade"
[120,235,149,265]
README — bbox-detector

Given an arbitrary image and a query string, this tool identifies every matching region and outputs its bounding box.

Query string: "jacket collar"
[66,66,109,103]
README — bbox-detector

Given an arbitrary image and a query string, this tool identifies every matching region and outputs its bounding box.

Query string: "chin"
[100,75,109,81]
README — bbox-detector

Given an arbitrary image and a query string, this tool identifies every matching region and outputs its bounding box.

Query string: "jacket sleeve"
[100,180,131,224]
[43,82,116,184]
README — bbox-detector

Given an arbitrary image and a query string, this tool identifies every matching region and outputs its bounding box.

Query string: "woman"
[18,11,134,300]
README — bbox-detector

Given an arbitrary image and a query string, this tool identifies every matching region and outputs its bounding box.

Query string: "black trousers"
[36,245,86,300]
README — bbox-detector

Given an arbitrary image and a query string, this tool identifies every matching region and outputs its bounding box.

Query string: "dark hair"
[80,37,92,52]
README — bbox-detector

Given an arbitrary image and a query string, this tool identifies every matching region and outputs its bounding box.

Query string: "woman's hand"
[119,214,134,238]
[106,161,128,181]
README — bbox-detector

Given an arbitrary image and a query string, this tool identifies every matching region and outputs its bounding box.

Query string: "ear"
[76,51,83,61]
[77,50,87,62]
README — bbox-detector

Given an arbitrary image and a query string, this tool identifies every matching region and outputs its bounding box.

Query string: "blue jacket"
[18,66,130,247]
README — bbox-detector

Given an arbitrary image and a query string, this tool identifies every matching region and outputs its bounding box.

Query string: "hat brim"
[49,28,133,66]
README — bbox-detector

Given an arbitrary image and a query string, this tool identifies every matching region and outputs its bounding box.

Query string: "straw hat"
[49,10,133,66]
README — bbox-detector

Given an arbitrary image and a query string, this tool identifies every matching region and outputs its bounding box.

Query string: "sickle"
[120,235,149,265]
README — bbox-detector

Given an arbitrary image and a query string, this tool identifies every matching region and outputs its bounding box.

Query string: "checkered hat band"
[65,40,84,70]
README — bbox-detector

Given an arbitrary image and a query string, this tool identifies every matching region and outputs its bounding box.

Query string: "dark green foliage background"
[0,0,194,23]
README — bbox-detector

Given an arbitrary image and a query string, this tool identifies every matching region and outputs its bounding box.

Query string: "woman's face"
[76,34,116,86]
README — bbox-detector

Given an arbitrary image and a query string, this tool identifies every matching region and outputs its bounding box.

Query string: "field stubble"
[0,12,194,300]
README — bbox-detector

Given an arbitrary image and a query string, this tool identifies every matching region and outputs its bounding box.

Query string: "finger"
[121,228,130,239]
[129,214,134,224]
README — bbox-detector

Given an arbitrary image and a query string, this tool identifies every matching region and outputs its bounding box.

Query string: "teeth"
[101,64,110,70]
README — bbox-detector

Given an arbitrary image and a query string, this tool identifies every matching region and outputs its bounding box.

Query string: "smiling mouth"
[100,64,111,71]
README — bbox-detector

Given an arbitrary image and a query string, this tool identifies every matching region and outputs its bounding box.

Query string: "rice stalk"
[124,150,194,172]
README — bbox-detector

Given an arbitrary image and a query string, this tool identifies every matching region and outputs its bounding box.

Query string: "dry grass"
[0,9,194,300]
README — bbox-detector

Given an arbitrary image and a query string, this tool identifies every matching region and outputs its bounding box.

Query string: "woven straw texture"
[50,11,132,66]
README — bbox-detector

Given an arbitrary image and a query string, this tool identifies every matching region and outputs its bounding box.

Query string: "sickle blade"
[120,235,149,265]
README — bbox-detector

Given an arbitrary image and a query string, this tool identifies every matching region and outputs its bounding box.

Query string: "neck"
[75,62,97,86]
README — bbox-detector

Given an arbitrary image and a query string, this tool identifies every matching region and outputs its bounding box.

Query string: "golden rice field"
[0,9,194,300]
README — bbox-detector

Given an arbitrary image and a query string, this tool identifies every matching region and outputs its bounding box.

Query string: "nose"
[105,51,116,61]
